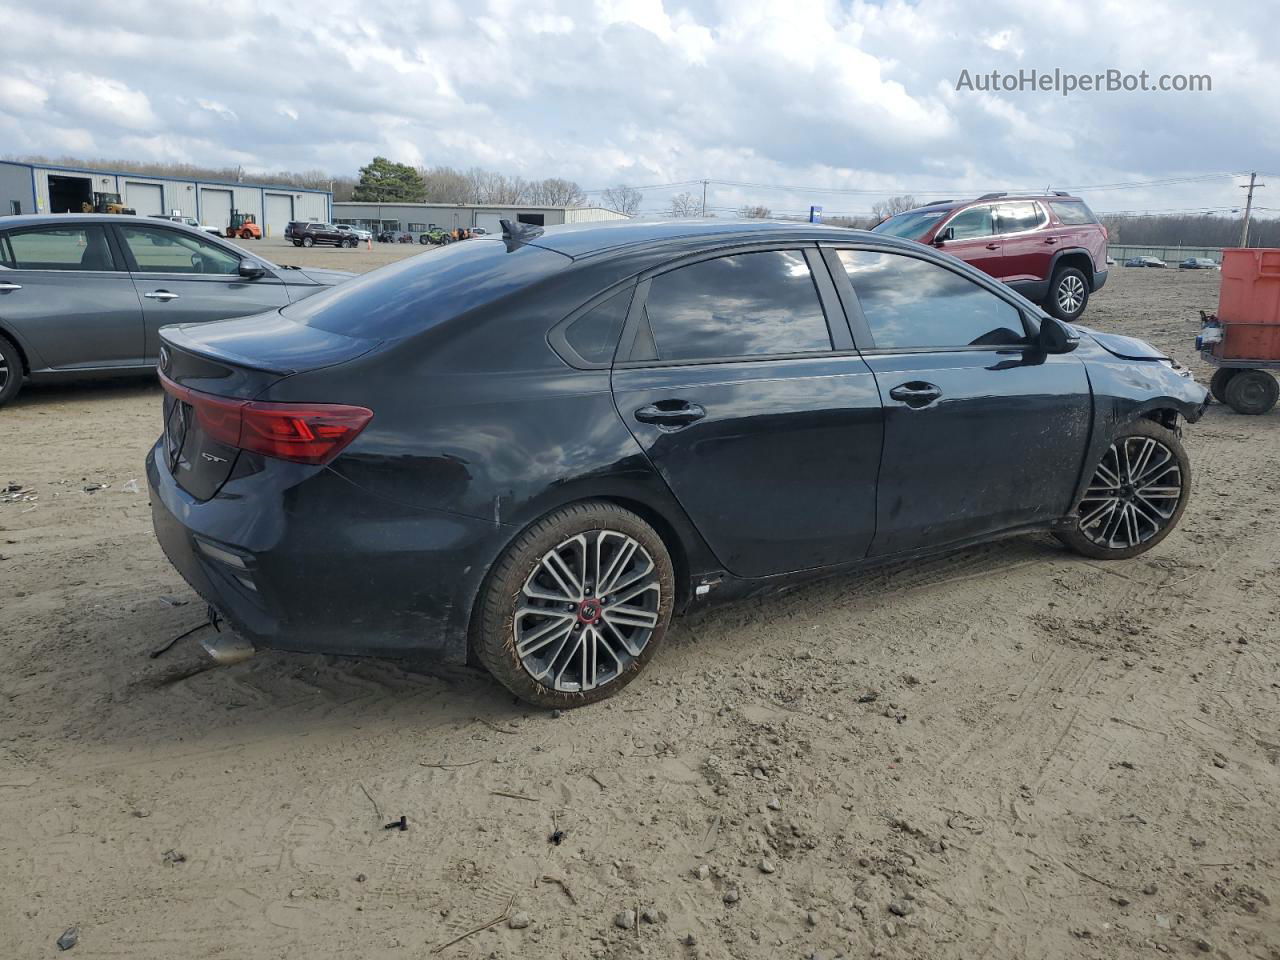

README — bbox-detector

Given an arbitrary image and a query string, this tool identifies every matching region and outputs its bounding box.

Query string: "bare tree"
[528,177,587,206]
[737,204,772,219]
[467,168,529,205]
[669,192,702,218]
[602,184,643,216]
[417,165,476,204]
[870,195,919,223]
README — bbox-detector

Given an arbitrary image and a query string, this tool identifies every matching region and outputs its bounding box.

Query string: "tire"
[292,240,302,247]
[420,236,430,245]
[1056,418,1190,560]
[0,334,24,408]
[301,236,314,248]
[1224,369,1279,415]
[1209,368,1239,404]
[472,501,676,708]
[1046,266,1090,321]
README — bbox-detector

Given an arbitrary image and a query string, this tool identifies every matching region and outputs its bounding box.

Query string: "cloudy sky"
[1,0,1277,218]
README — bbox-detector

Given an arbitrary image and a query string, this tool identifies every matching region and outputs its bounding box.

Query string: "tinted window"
[943,206,994,239]
[871,209,946,240]
[995,201,1046,233]
[7,225,117,271]
[643,250,830,361]
[838,250,1027,349]
[119,225,240,275]
[1048,200,1098,225]
[284,236,567,339]
[563,287,632,364]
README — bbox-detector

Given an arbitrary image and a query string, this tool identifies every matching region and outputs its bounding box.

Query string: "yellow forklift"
[81,192,136,215]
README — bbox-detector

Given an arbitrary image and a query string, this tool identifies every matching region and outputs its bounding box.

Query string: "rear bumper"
[146,440,507,661]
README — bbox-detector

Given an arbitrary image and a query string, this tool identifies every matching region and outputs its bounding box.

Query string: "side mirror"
[933,227,954,245]
[238,260,267,280]
[1038,316,1080,354]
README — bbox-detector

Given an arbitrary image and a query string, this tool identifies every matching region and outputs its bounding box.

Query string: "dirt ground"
[1,256,1277,960]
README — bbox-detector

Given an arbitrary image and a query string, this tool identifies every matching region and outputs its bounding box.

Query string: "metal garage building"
[333,201,627,237]
[0,160,331,237]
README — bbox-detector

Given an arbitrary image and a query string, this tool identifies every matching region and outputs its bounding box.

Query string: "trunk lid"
[158,310,379,500]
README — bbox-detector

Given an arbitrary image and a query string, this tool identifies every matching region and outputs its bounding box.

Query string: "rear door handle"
[984,242,999,250]
[1044,237,1059,245]
[144,290,180,301]
[888,382,942,408]
[634,401,706,429]
[0,282,21,291]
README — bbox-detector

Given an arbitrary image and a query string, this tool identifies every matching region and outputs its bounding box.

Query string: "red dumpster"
[1200,248,1280,414]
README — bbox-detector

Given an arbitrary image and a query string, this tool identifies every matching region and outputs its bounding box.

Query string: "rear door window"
[995,201,1047,234]
[942,206,994,239]
[640,250,831,361]
[6,225,117,271]
[837,250,1028,350]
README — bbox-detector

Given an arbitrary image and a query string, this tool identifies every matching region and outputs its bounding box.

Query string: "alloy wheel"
[514,530,661,693]
[1077,435,1184,550]
[0,354,8,392]
[1056,273,1086,314]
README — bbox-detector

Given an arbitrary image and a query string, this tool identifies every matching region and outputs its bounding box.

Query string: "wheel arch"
[0,322,31,377]
[1051,248,1095,282]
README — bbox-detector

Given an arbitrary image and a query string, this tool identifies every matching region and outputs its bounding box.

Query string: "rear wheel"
[1047,266,1090,321]
[292,240,303,247]
[0,334,24,407]
[1209,368,1239,403]
[473,502,675,708]
[1057,419,1190,560]
[301,236,314,248]
[1224,369,1279,415]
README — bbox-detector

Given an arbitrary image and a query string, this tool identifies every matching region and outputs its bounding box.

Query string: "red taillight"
[160,373,373,465]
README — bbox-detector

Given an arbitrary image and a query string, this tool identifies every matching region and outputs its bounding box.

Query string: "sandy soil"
[1,260,1277,960]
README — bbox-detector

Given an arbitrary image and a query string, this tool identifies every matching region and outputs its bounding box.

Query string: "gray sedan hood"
[1073,324,1169,361]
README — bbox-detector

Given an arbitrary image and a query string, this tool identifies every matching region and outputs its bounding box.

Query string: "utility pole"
[701,179,708,217]
[1240,172,1264,247]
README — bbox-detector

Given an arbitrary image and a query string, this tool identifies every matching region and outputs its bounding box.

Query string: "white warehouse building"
[0,160,331,236]
[332,201,627,237]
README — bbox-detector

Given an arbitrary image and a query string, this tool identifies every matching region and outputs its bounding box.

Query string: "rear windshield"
[282,238,569,340]
[1048,200,1098,225]
[871,210,947,240]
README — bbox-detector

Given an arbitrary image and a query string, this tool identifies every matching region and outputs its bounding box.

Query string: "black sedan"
[147,220,1208,707]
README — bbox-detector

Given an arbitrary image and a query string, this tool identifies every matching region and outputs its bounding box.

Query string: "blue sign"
[809,205,823,223]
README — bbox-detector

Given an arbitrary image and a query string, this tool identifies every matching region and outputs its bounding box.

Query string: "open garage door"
[199,188,233,231]
[125,182,163,217]
[48,174,93,213]
[264,193,293,238]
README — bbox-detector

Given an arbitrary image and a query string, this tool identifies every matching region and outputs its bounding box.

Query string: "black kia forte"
[147,220,1208,707]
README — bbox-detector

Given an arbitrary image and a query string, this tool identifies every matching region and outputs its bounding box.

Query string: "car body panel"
[0,267,145,370]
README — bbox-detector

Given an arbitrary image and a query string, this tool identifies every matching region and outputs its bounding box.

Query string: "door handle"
[1044,237,1059,245]
[888,382,942,408]
[144,290,180,301]
[0,282,21,291]
[634,401,706,429]
[984,242,999,250]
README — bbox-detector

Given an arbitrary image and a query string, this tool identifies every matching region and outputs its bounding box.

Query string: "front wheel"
[301,236,314,247]
[1057,419,1190,560]
[1047,267,1090,321]
[1224,369,1278,415]
[472,502,675,708]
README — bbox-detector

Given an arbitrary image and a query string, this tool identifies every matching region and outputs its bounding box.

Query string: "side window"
[942,206,994,240]
[1048,200,1098,225]
[562,287,632,364]
[119,225,240,275]
[7,225,117,271]
[838,250,1028,350]
[995,201,1046,234]
[642,250,831,361]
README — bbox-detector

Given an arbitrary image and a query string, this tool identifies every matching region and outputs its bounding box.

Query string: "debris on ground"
[383,815,408,831]
[161,849,186,865]
[56,926,79,950]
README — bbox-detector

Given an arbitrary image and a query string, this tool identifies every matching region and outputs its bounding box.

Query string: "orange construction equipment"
[226,211,262,240]
[1197,247,1280,415]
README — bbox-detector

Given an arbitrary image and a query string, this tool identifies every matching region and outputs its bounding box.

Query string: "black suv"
[286,222,356,248]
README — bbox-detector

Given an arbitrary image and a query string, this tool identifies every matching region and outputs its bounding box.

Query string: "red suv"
[871,193,1108,320]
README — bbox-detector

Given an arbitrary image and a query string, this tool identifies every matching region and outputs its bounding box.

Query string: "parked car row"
[1122,255,1221,269]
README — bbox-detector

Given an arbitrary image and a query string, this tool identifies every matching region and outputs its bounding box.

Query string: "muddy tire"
[0,333,23,408]
[1209,368,1239,404]
[1057,418,1190,560]
[1224,369,1278,415]
[472,501,675,708]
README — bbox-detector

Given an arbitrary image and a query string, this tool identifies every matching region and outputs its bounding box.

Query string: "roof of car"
[524,218,916,259]
[1,213,207,230]
[900,194,1084,215]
